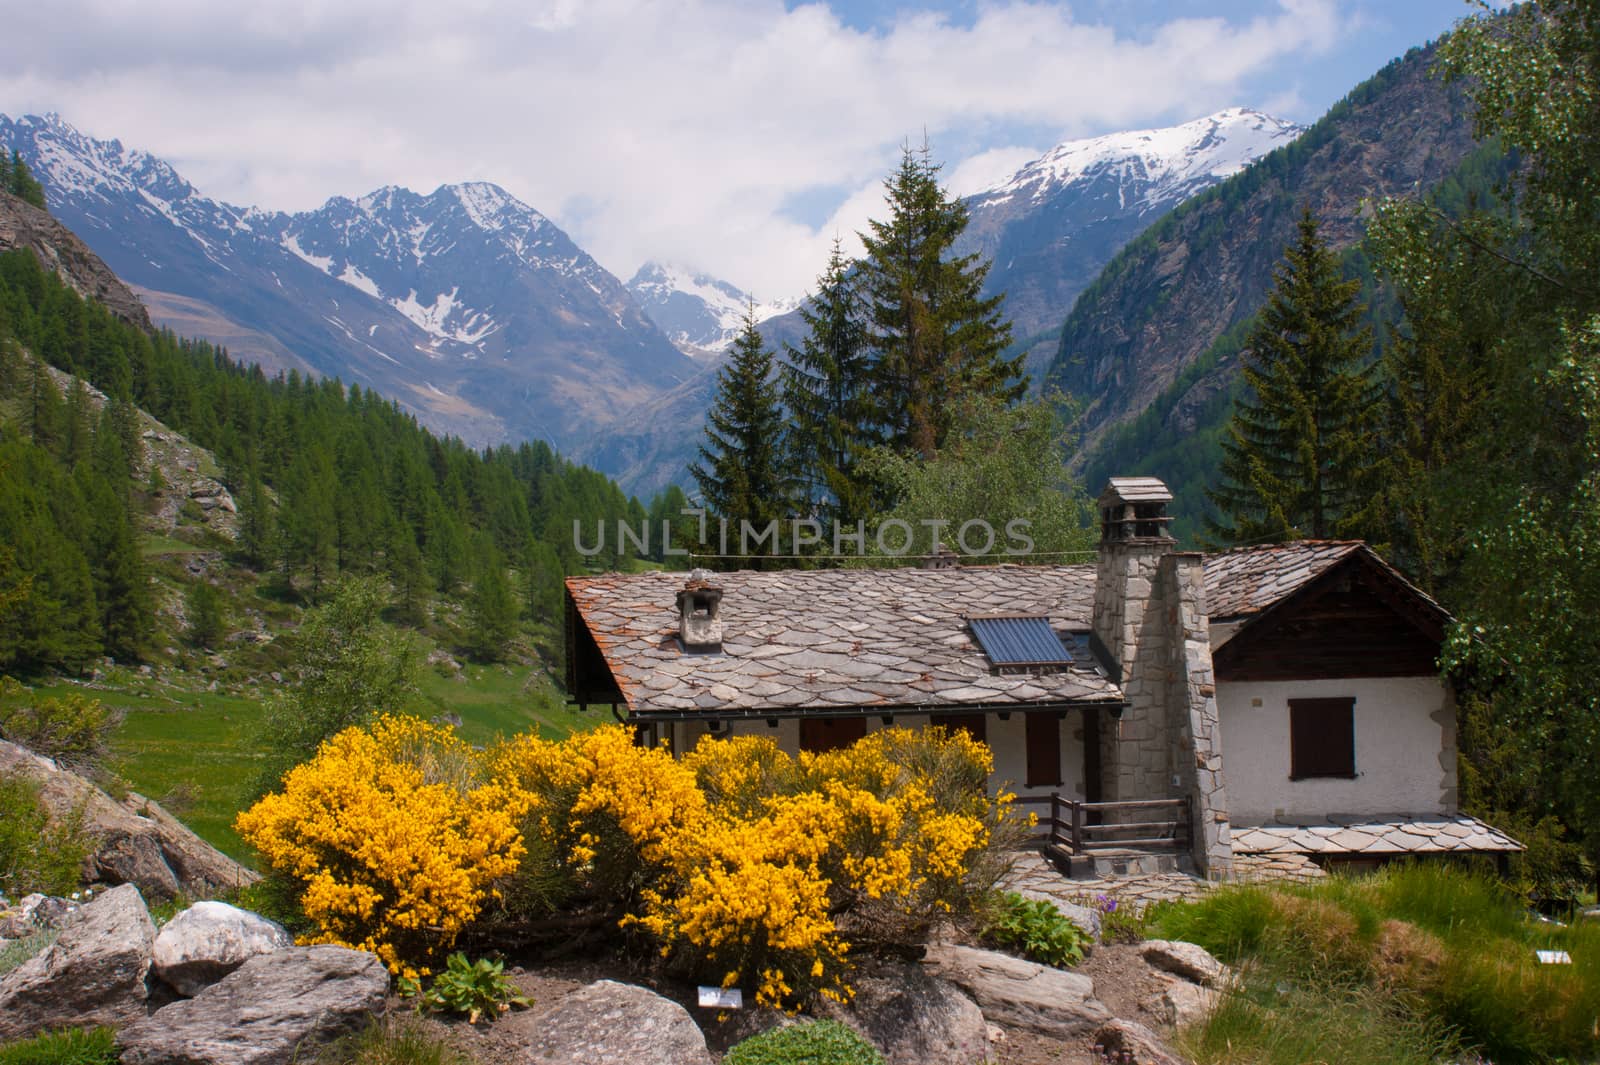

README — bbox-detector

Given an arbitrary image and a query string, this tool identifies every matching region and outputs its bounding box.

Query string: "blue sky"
[1,0,1491,298]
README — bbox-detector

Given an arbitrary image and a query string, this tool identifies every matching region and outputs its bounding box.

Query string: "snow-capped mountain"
[0,113,695,451]
[627,261,798,356]
[960,107,1303,350]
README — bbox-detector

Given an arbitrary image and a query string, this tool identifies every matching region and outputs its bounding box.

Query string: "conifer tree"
[464,538,517,662]
[783,238,878,524]
[1206,209,1381,544]
[690,306,792,557]
[859,143,1022,459]
[6,151,46,211]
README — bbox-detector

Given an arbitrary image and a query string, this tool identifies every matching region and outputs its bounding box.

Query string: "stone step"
[1067,848,1186,879]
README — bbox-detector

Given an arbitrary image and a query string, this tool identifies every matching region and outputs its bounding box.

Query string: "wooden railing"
[1014,794,1189,854]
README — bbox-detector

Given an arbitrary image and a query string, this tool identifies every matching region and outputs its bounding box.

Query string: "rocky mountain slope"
[1045,42,1478,463]
[0,114,697,453]
[0,189,151,330]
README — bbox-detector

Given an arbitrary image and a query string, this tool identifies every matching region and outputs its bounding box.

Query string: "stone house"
[564,477,1520,876]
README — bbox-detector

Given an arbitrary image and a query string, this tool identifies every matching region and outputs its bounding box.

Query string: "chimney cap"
[1098,476,1173,506]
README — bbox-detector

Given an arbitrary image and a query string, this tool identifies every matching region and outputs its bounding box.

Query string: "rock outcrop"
[1093,1018,1190,1065]
[0,189,152,330]
[923,943,1111,1036]
[151,901,295,996]
[0,739,256,900]
[119,945,387,1065]
[1141,940,1231,988]
[828,961,991,1065]
[524,980,714,1065]
[0,883,155,1040]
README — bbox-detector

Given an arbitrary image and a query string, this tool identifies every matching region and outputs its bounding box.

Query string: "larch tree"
[858,143,1022,460]
[1206,208,1381,545]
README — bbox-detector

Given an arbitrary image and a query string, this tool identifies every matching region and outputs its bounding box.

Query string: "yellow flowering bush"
[236,715,528,978]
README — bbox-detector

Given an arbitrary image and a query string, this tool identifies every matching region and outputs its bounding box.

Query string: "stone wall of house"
[1092,539,1174,805]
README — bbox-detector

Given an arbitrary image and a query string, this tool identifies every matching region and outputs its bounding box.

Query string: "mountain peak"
[626,260,796,356]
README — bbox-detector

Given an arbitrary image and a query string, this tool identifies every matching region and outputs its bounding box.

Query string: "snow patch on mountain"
[975,107,1302,213]
[627,261,797,354]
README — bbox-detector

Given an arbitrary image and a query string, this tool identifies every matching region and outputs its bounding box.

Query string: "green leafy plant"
[722,1020,887,1065]
[980,891,1091,968]
[0,771,90,898]
[400,952,531,1024]
[0,1027,117,1065]
[0,681,118,771]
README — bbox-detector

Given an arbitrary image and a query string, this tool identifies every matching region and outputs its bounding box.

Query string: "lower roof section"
[1231,815,1523,856]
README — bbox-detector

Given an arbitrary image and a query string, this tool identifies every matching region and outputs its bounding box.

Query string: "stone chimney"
[677,568,724,653]
[1090,477,1232,877]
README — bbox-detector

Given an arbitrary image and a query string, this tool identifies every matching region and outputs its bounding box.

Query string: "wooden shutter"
[799,716,867,753]
[943,713,987,745]
[1289,697,1355,779]
[1025,712,1062,787]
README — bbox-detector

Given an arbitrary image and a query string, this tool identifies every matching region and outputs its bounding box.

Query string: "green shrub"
[1145,884,1277,961]
[0,1027,117,1065]
[0,685,118,771]
[979,891,1091,968]
[0,930,57,978]
[0,771,90,897]
[400,952,531,1024]
[321,1016,471,1065]
[722,1020,886,1065]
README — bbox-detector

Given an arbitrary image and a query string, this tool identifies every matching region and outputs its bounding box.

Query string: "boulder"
[0,883,155,1040]
[1148,979,1220,1029]
[118,945,387,1065]
[524,980,713,1065]
[0,739,257,901]
[1013,888,1102,940]
[152,901,295,996]
[1141,940,1230,988]
[923,943,1110,1036]
[1093,1018,1191,1065]
[825,961,990,1065]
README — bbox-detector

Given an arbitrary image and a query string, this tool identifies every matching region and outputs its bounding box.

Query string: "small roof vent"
[967,614,1074,674]
[677,568,724,654]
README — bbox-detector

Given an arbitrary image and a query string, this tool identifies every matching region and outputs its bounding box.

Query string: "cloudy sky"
[3,0,1482,299]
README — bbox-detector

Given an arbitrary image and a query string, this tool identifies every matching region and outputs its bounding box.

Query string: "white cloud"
[0,0,1354,297]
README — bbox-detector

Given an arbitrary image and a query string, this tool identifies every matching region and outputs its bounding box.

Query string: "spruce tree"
[782,238,878,525]
[690,305,792,558]
[1206,209,1381,544]
[6,151,46,211]
[859,143,1022,459]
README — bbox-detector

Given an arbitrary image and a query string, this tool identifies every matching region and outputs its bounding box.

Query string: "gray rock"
[0,883,155,1040]
[152,901,295,996]
[0,739,257,901]
[923,943,1110,1036]
[1093,1019,1189,1065]
[826,961,990,1065]
[1580,907,1599,923]
[119,945,387,1065]
[524,980,713,1065]
[1141,940,1230,987]
[1148,978,1220,1029]
[1013,888,1103,940]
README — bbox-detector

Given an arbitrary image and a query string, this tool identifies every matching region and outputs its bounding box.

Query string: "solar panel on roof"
[967,615,1074,671]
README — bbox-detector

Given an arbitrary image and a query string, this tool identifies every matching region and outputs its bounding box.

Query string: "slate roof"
[1231,816,1522,856]
[566,564,1121,716]
[1201,540,1365,620]
[569,541,1436,717]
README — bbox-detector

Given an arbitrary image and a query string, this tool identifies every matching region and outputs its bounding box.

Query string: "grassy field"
[5,657,600,865]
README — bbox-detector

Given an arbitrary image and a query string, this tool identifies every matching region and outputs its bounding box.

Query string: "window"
[941,713,987,745]
[1289,697,1355,779]
[799,716,866,753]
[1025,712,1062,787]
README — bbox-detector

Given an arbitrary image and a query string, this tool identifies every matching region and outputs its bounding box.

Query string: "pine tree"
[859,143,1022,459]
[690,305,792,558]
[782,238,878,525]
[6,151,47,211]
[1206,209,1381,544]
[464,539,517,662]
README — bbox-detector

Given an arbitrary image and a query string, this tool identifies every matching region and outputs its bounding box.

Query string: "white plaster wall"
[1218,676,1454,824]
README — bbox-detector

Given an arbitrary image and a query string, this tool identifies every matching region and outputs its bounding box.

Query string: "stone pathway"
[1001,848,1327,915]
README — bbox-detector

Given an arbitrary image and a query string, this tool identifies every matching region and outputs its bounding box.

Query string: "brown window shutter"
[943,713,987,745]
[799,716,867,753]
[1289,697,1355,778]
[1025,712,1062,787]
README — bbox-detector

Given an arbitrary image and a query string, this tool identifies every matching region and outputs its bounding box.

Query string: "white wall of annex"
[1218,675,1453,824]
